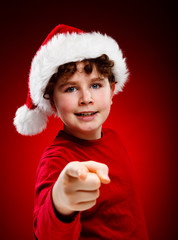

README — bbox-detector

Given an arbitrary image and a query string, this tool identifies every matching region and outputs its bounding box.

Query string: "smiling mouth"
[75,111,98,117]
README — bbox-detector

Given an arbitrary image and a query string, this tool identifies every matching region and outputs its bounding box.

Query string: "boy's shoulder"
[102,127,120,139]
[103,128,127,151]
[103,127,117,135]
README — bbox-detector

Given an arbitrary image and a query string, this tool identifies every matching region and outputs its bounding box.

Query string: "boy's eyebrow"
[57,77,105,88]
[90,77,105,82]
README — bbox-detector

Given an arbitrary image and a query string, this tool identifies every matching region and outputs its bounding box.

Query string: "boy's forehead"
[76,61,86,73]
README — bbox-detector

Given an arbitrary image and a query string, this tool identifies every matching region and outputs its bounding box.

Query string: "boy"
[14,24,148,239]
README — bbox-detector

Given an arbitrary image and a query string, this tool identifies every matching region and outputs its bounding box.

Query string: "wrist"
[51,190,77,223]
[53,205,78,223]
[52,184,75,216]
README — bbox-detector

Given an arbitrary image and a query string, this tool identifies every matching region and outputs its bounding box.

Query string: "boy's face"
[53,62,115,140]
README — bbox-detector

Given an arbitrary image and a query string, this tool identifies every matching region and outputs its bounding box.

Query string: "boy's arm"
[33,187,81,240]
[33,160,110,240]
[33,158,81,240]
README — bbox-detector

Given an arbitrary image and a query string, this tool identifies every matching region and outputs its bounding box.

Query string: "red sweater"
[33,128,148,239]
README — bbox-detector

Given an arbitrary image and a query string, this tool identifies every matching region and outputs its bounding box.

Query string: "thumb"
[83,161,110,184]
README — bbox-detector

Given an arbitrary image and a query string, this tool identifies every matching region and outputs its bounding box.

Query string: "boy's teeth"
[77,112,96,116]
[80,113,93,116]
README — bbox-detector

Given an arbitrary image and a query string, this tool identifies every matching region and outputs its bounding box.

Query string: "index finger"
[65,161,89,180]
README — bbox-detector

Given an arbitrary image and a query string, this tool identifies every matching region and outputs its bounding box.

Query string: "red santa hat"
[14,24,129,136]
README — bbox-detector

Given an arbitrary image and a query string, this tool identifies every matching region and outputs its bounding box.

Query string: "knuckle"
[96,189,100,199]
[68,198,75,207]
[63,185,68,194]
[71,204,78,211]
[76,200,97,211]
[69,202,77,211]
[63,178,72,192]
[93,176,101,189]
[90,200,97,208]
[67,195,77,208]
[68,192,77,204]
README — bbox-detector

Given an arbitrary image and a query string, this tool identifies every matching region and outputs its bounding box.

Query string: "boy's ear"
[50,99,57,112]
[110,82,115,100]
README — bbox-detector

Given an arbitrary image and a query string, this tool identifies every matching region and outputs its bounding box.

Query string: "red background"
[0,1,177,239]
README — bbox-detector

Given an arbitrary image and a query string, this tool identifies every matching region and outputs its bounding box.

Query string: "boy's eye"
[91,84,101,89]
[65,87,77,92]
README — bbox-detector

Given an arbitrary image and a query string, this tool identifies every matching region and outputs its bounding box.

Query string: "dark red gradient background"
[0,1,177,239]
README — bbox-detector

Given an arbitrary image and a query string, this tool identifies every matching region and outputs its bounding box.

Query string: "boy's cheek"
[55,96,74,110]
[57,102,75,114]
[97,93,112,107]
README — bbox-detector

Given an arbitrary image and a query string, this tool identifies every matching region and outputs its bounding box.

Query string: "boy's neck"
[63,125,102,140]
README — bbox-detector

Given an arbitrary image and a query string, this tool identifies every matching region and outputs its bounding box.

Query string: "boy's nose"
[79,89,94,105]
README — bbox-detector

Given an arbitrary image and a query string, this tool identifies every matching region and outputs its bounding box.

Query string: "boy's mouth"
[75,111,98,117]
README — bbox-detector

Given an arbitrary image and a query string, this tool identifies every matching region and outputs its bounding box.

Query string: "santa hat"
[14,24,129,136]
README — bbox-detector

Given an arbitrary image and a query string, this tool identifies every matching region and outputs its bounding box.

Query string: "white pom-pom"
[13,105,48,136]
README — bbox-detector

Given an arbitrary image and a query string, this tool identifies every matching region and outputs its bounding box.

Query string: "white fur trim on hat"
[13,104,48,136]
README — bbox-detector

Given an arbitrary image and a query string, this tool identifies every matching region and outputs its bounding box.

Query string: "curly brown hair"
[43,54,116,101]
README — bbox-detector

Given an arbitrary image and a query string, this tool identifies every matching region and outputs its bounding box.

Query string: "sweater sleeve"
[33,188,81,240]
[33,150,81,240]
